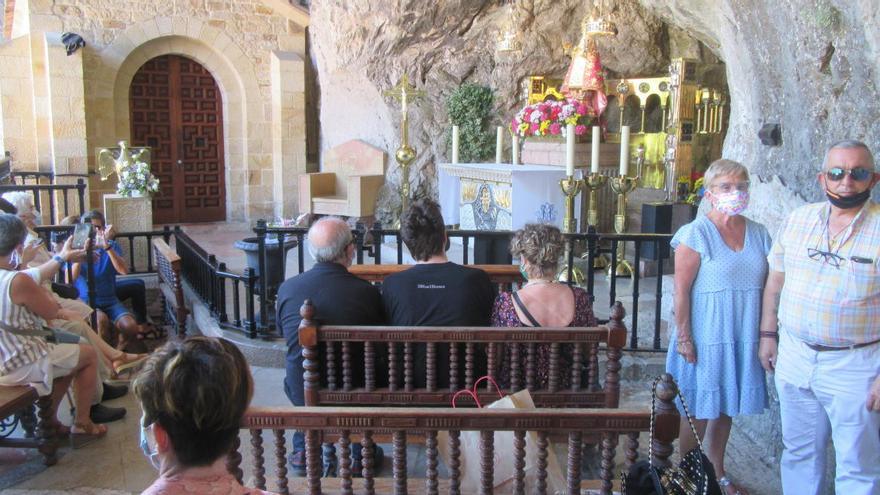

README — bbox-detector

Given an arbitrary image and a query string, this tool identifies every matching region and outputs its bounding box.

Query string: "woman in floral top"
[492,224,596,388]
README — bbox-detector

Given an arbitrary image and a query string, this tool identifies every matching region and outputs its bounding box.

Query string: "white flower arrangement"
[117,161,160,198]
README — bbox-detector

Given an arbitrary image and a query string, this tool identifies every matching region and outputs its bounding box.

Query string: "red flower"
[575,124,587,135]
[549,123,562,135]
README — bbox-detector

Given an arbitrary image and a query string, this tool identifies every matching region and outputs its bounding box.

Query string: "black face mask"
[825,188,872,210]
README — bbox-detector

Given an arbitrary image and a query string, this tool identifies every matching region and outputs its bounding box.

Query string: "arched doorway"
[129,54,226,224]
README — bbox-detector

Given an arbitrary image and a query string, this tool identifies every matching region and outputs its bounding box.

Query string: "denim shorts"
[97,300,134,324]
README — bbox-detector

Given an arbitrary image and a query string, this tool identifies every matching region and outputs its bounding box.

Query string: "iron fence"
[250,221,673,350]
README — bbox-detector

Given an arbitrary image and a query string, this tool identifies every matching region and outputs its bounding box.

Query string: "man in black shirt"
[382,199,496,386]
[276,216,383,474]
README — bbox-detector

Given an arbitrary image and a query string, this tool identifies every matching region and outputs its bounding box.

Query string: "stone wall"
[308,0,715,226]
[1,0,309,221]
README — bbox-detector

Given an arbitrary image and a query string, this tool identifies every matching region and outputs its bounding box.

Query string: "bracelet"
[52,255,65,265]
[759,331,779,341]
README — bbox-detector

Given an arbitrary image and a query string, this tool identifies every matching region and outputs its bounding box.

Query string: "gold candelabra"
[609,175,638,277]
[584,172,609,269]
[557,175,585,285]
[384,74,425,227]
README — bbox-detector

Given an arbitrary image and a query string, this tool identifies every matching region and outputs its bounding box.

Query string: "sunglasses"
[825,167,873,182]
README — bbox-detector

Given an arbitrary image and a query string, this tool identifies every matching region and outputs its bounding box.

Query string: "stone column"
[44,32,90,218]
[270,50,307,219]
[103,194,152,269]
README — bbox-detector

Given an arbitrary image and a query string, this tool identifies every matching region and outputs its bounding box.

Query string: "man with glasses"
[276,216,384,476]
[760,140,880,494]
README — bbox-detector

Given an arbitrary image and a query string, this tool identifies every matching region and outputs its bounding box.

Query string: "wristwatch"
[52,254,66,265]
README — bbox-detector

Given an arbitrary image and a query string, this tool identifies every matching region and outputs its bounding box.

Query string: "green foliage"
[446,84,496,163]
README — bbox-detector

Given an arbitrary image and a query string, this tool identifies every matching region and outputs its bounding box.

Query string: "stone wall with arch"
[0,0,309,221]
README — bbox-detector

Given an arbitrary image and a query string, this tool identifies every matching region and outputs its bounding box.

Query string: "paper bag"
[438,388,567,494]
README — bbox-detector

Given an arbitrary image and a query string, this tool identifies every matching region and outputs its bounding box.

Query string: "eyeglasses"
[711,181,750,193]
[807,247,844,269]
[825,167,873,182]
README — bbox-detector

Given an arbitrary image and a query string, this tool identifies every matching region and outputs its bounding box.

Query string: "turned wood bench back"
[152,237,189,338]
[231,375,681,495]
[298,300,628,409]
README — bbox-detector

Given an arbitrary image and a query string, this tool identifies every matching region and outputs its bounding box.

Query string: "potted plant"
[117,160,160,198]
[509,99,595,141]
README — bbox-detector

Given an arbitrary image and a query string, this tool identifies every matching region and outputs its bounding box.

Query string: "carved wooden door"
[130,54,226,224]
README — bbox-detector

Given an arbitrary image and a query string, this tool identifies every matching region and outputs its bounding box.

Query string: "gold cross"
[384,74,426,118]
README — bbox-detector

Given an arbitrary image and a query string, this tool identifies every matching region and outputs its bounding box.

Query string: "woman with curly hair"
[492,223,596,387]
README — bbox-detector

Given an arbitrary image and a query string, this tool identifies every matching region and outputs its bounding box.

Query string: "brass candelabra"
[609,175,638,277]
[384,74,425,227]
[584,172,609,269]
[557,175,585,285]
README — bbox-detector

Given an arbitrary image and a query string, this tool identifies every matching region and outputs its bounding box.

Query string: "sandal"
[46,420,70,438]
[718,476,749,495]
[138,323,167,340]
[71,422,107,439]
[112,353,149,376]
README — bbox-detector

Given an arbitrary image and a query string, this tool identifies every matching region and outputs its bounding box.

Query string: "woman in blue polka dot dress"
[666,159,770,495]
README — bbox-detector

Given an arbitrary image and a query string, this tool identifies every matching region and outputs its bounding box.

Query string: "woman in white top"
[0,213,107,439]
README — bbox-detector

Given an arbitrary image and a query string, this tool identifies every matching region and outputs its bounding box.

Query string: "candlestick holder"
[557,175,586,285]
[609,175,638,278]
[583,172,609,269]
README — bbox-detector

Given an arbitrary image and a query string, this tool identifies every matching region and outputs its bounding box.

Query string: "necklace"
[523,279,555,288]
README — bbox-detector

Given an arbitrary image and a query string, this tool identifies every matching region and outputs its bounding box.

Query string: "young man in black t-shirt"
[382,199,496,386]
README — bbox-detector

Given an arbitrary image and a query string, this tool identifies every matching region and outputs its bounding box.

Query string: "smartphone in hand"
[70,223,92,249]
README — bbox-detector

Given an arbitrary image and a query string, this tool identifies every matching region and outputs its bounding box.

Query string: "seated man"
[276,216,384,475]
[382,199,496,387]
[71,210,146,353]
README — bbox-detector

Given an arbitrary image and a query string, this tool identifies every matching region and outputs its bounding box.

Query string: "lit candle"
[496,126,503,164]
[565,123,575,177]
[619,125,630,176]
[512,134,519,165]
[591,126,600,174]
[452,125,460,164]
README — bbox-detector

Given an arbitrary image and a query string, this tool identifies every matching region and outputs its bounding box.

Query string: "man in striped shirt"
[760,140,880,495]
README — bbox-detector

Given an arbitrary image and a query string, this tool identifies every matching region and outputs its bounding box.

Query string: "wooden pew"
[298,300,628,409]
[232,375,681,495]
[0,384,60,466]
[348,264,523,289]
[152,238,189,338]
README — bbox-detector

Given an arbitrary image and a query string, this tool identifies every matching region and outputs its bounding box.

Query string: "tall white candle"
[591,126,600,174]
[451,125,460,164]
[496,126,503,164]
[565,123,575,176]
[512,134,520,165]
[619,125,630,176]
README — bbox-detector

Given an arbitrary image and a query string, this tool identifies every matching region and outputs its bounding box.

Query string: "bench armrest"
[346,174,384,217]
[299,173,336,213]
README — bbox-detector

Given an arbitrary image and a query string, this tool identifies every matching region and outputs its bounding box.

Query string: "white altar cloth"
[438,163,581,231]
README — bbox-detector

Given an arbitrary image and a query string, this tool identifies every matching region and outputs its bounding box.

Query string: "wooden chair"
[0,384,60,466]
[152,238,189,338]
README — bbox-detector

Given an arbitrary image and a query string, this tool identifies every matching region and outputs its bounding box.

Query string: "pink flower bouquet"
[510,99,595,138]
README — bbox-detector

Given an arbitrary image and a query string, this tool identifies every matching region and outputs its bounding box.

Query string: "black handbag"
[621,376,721,495]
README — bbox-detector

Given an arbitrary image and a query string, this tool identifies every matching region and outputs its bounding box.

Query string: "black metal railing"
[0,178,88,224]
[173,227,260,338]
[250,220,673,350]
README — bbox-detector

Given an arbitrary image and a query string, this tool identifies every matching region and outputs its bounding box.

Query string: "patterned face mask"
[711,190,749,216]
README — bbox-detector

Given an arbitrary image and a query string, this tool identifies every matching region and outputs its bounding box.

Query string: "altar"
[438,163,581,231]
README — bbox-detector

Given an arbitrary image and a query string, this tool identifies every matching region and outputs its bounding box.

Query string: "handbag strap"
[648,375,709,495]
[511,291,542,327]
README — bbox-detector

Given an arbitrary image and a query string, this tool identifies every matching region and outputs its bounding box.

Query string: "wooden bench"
[348,264,523,291]
[232,375,681,495]
[152,238,189,338]
[298,300,628,409]
[0,384,59,465]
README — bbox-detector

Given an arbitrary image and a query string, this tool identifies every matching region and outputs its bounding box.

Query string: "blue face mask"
[140,421,160,470]
[519,264,529,281]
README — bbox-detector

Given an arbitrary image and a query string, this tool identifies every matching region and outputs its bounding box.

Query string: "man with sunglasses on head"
[760,139,880,495]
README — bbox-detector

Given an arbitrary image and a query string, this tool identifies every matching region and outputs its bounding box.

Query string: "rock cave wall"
[309,0,879,235]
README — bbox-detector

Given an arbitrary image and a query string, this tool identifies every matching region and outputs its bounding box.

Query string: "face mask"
[825,188,871,210]
[139,420,160,470]
[32,210,42,227]
[9,248,20,268]
[519,264,529,281]
[711,190,749,216]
